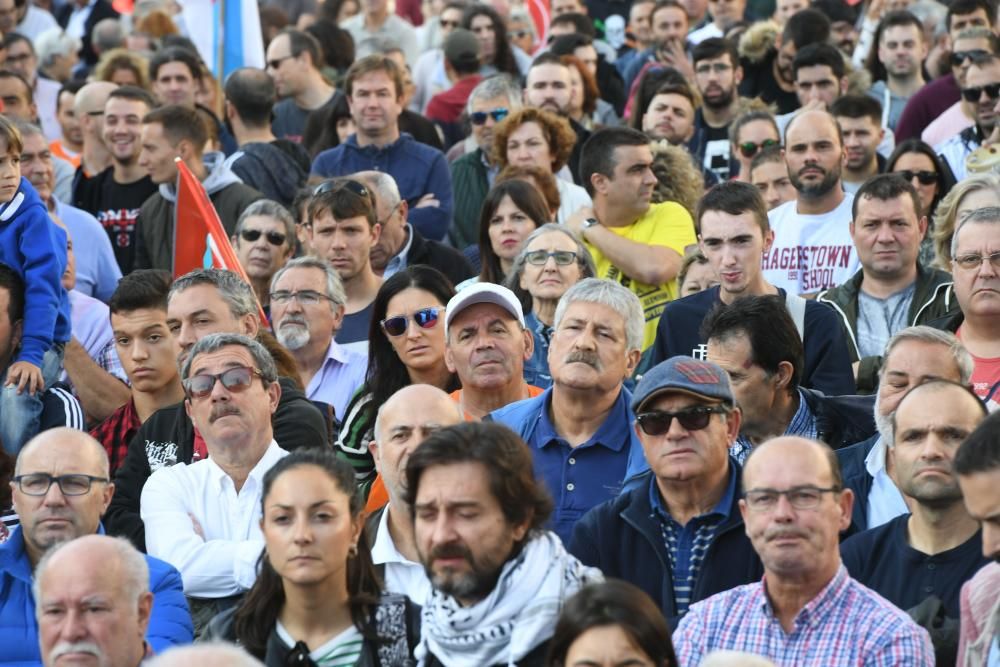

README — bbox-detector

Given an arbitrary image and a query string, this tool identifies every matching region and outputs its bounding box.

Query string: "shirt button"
[924,585,934,593]
[927,563,936,570]
[567,483,575,491]
[568,458,576,465]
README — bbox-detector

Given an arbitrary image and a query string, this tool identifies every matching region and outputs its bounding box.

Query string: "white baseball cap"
[444,282,525,337]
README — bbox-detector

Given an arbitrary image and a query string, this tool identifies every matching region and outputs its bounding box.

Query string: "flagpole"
[216,0,226,79]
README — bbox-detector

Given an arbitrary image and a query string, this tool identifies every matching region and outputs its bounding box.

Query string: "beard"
[790,161,842,198]
[873,391,893,443]
[276,319,310,351]
[702,85,736,110]
[422,540,506,602]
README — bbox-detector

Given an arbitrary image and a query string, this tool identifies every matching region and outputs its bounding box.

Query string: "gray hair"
[235,199,296,251]
[503,223,597,295]
[355,170,402,210]
[11,119,44,141]
[179,332,278,384]
[35,28,82,69]
[508,9,537,39]
[466,74,524,116]
[553,278,645,351]
[169,268,259,322]
[270,256,347,309]
[33,535,150,617]
[950,206,1000,259]
[92,18,125,53]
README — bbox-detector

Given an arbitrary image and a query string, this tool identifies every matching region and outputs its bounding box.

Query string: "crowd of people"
[0,0,997,663]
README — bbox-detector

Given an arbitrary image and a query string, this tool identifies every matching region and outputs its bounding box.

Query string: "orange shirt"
[50,140,81,169]
[449,385,545,421]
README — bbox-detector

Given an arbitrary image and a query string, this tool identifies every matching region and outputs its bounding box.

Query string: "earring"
[349,544,358,558]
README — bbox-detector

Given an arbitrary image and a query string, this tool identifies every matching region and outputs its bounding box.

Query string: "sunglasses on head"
[895,169,938,185]
[738,139,780,158]
[470,108,509,125]
[951,49,989,66]
[314,178,374,203]
[635,405,729,435]
[240,229,287,246]
[381,307,442,337]
[961,82,1000,102]
[184,366,262,399]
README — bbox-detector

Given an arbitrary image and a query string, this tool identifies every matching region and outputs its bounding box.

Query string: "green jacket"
[448,148,490,250]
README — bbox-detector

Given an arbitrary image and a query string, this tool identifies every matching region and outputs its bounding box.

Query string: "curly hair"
[649,140,704,217]
[930,173,1000,270]
[491,107,577,173]
[94,48,151,90]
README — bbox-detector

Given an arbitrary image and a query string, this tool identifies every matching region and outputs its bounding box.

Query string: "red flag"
[172,158,268,323]
[526,0,550,55]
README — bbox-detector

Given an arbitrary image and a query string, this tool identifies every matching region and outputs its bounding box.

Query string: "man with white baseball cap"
[444,283,539,420]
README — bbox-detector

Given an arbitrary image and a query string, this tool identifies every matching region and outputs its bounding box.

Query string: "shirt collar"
[371,505,417,566]
[865,434,888,476]
[206,439,283,492]
[760,565,850,628]
[386,223,414,273]
[535,387,631,452]
[787,388,817,435]
[649,457,737,523]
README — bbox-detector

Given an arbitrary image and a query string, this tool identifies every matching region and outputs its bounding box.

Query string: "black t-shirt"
[699,121,732,182]
[74,167,158,275]
[739,51,799,115]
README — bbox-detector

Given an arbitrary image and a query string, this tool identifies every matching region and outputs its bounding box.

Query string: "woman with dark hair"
[886,138,955,266]
[305,20,356,77]
[561,54,619,130]
[318,0,360,24]
[547,581,678,667]
[205,449,419,665]
[473,179,550,286]
[335,266,458,499]
[302,94,356,158]
[461,4,530,77]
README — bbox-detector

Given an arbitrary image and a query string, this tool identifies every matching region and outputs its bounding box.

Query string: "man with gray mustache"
[489,279,649,544]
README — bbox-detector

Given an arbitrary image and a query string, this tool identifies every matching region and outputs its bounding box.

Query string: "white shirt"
[16,5,58,40]
[864,435,910,529]
[65,0,97,41]
[36,76,62,142]
[371,505,432,606]
[555,179,592,226]
[763,194,859,295]
[141,440,288,598]
[687,22,723,45]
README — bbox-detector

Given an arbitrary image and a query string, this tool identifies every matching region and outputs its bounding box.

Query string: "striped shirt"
[673,565,935,666]
[731,389,817,464]
[652,462,736,616]
[277,621,364,667]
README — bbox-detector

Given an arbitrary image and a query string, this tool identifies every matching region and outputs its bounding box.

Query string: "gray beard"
[276,325,309,351]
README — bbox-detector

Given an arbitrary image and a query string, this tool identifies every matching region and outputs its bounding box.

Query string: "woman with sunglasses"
[205,449,420,665]
[491,107,593,224]
[335,266,458,501]
[886,139,954,266]
[728,110,781,182]
[469,179,551,288]
[504,224,596,389]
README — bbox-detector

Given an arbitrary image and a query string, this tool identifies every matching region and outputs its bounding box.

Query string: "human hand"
[414,193,441,208]
[5,361,44,395]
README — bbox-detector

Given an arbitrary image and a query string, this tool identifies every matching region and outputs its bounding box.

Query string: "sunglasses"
[184,366,262,399]
[470,108,509,125]
[635,405,729,435]
[240,229,286,246]
[525,250,578,265]
[951,49,989,66]
[314,178,374,203]
[738,138,780,158]
[961,82,1000,102]
[895,169,938,185]
[440,18,460,28]
[381,307,442,337]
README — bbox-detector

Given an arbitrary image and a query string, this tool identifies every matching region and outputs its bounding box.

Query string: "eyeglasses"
[266,54,295,70]
[240,229,287,246]
[13,473,110,496]
[950,49,989,66]
[379,200,402,226]
[635,405,729,435]
[695,62,733,75]
[270,290,336,306]
[184,366,263,399]
[744,485,841,511]
[440,18,460,28]
[470,108,509,125]
[381,307,442,336]
[953,250,1000,271]
[961,82,1000,102]
[738,139,780,159]
[895,169,938,185]
[524,249,578,266]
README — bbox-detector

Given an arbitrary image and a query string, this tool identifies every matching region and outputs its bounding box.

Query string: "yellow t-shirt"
[585,201,696,350]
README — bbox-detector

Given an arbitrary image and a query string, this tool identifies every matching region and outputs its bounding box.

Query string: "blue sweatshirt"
[0,177,70,366]
[311,133,454,242]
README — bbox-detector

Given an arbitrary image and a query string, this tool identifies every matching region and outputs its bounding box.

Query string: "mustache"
[764,528,809,542]
[51,642,103,661]
[471,350,506,366]
[798,164,826,177]
[278,315,307,329]
[564,350,602,369]
[429,541,474,563]
[209,403,241,423]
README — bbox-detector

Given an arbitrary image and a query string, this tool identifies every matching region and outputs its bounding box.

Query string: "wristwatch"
[581,217,600,230]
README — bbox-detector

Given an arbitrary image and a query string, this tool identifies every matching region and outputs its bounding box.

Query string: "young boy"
[0,115,72,454]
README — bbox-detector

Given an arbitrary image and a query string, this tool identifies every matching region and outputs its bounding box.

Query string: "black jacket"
[838,433,879,535]
[405,227,475,287]
[104,377,329,551]
[227,140,310,209]
[57,0,119,66]
[800,386,877,450]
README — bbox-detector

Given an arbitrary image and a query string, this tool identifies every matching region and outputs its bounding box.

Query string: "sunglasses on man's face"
[950,49,989,67]
[440,18,460,28]
[380,307,442,337]
[240,229,287,246]
[470,108,509,125]
[895,169,938,186]
[635,405,729,435]
[184,366,262,399]
[961,82,1000,102]
[738,138,780,158]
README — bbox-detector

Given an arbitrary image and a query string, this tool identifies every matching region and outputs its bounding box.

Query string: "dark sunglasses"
[240,229,287,246]
[636,405,729,435]
[440,18,460,28]
[381,307,442,337]
[961,82,1000,102]
[895,169,938,185]
[951,49,989,66]
[313,178,374,204]
[470,108,509,125]
[738,139,779,158]
[184,366,262,399]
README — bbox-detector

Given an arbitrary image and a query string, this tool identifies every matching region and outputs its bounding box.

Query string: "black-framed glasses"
[240,229,287,246]
[951,49,989,66]
[470,108,509,125]
[953,250,1000,271]
[184,366,263,399]
[895,169,938,186]
[635,405,729,435]
[270,290,336,306]
[961,82,1000,102]
[524,250,578,266]
[381,307,442,336]
[744,485,841,511]
[738,139,780,158]
[266,54,295,70]
[13,473,110,496]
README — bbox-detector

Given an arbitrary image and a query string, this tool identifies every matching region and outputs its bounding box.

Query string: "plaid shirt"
[90,398,141,474]
[731,389,818,464]
[674,566,934,666]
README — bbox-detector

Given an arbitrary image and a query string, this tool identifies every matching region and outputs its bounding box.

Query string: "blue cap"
[630,356,735,413]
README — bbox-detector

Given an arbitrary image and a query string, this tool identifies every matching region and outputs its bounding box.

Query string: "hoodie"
[0,177,71,367]
[133,152,264,272]
[224,140,310,209]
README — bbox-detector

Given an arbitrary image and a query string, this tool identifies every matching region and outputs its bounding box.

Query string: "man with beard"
[691,38,744,182]
[832,95,886,194]
[269,257,365,424]
[867,11,927,132]
[523,53,590,185]
[841,380,989,666]
[405,421,602,666]
[763,109,859,295]
[621,0,691,91]
[936,53,1000,181]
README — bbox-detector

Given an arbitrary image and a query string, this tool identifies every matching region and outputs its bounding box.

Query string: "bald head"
[784,109,843,147]
[146,644,264,667]
[743,436,842,491]
[16,428,109,477]
[73,81,117,116]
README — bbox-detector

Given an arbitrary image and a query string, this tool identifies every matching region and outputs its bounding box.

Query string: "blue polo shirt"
[529,389,633,544]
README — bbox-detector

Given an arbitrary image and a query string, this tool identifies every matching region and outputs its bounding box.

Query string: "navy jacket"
[838,433,878,534]
[569,469,763,628]
[799,387,877,451]
[311,133,453,242]
[649,286,856,396]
